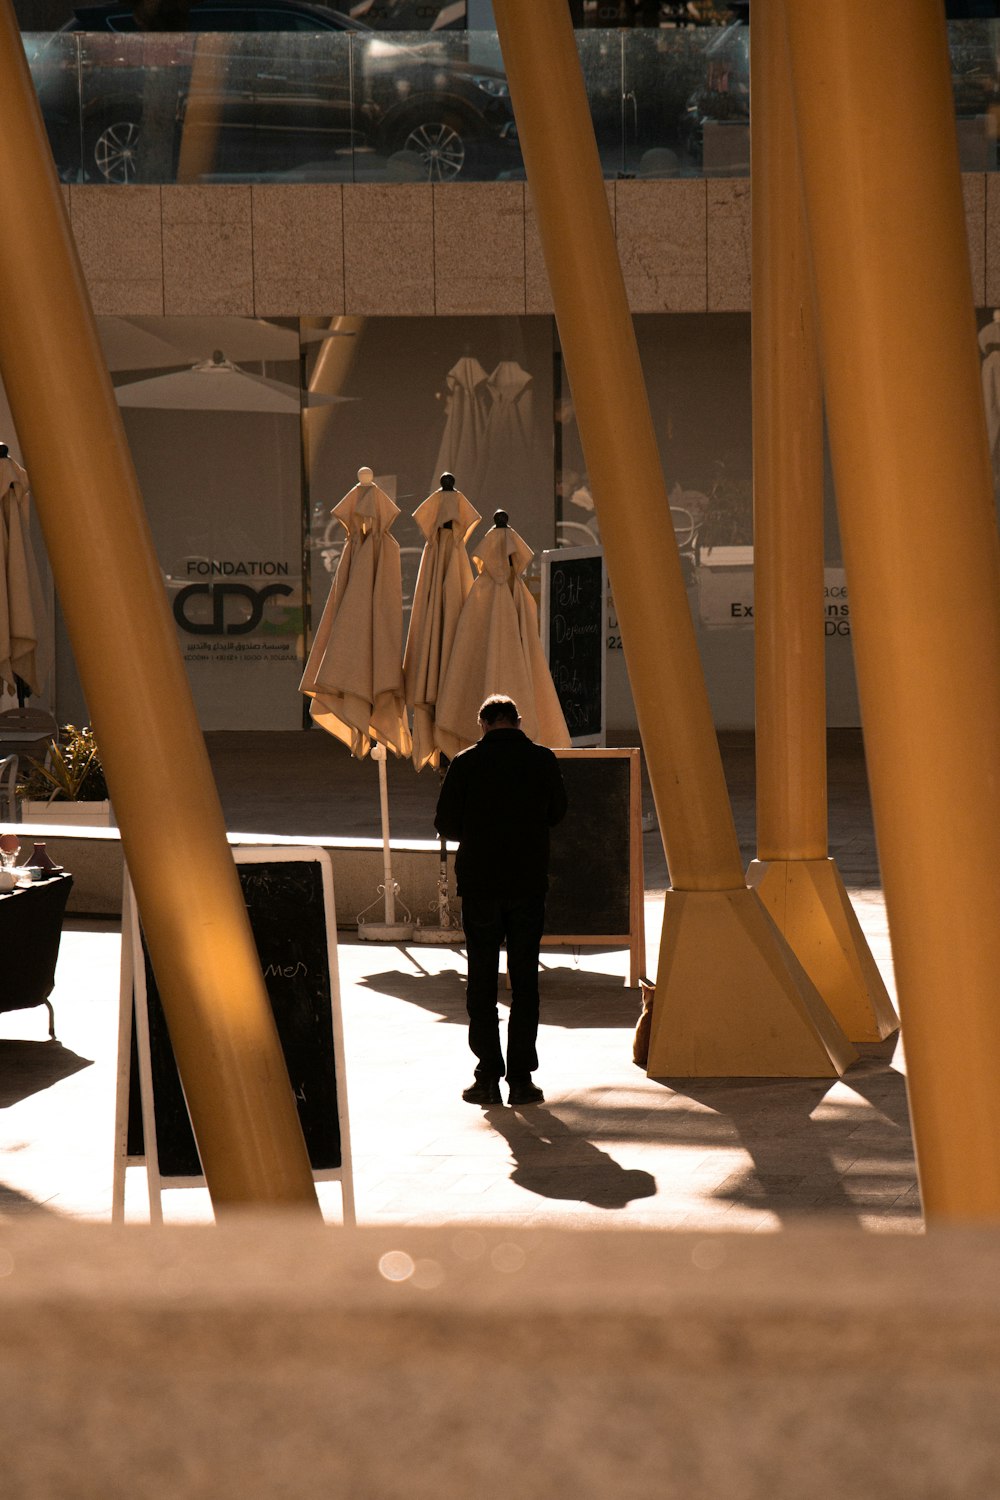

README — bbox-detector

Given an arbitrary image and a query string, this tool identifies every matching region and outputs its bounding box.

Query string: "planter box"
[20,800,114,827]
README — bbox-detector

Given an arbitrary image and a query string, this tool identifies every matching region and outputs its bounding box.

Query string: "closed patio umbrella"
[402,470,480,942]
[432,356,490,496]
[479,360,534,514]
[403,471,481,771]
[435,509,570,752]
[302,467,411,758]
[301,467,412,940]
[0,446,49,703]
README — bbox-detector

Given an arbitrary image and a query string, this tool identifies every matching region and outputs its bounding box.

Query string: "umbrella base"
[412,925,465,945]
[358,921,414,943]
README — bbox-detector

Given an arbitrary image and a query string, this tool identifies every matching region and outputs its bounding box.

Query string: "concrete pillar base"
[748,856,899,1043]
[647,887,858,1078]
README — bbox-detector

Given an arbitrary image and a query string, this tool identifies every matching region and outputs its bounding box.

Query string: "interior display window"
[109,316,305,730]
[301,314,556,665]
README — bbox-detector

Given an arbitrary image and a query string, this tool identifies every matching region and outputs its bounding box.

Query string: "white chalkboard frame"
[113,844,355,1225]
[540,544,607,748]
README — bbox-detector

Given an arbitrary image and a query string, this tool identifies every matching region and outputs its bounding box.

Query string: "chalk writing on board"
[553,616,601,655]
[131,859,341,1177]
[547,556,604,740]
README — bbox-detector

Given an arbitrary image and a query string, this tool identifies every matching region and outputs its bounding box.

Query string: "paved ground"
[0,731,921,1232]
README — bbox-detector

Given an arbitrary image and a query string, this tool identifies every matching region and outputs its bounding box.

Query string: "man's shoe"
[462,1078,503,1106]
[507,1078,544,1106]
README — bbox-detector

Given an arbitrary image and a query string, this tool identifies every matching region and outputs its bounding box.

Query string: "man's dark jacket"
[434,729,568,899]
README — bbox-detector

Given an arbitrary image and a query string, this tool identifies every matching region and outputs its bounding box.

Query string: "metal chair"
[0,753,18,822]
[0,707,58,764]
[556,520,600,548]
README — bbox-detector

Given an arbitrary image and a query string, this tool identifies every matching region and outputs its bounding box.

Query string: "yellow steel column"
[785,0,1000,1218]
[747,1,898,1043]
[176,40,226,183]
[493,0,855,1077]
[0,6,319,1214]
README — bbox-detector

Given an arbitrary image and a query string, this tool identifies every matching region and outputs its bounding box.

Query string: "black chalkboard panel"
[542,748,644,984]
[546,754,630,934]
[543,548,605,743]
[128,856,341,1181]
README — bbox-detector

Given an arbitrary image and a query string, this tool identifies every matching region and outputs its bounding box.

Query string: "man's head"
[478,695,521,733]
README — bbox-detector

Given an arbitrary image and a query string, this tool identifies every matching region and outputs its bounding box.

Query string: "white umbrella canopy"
[113,351,345,414]
[435,510,571,753]
[97,317,196,373]
[0,450,49,698]
[300,467,412,759]
[129,315,301,365]
[403,472,481,770]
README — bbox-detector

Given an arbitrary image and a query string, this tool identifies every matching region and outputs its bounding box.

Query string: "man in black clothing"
[434,694,568,1107]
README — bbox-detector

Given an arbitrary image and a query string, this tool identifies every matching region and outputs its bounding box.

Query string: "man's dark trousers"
[461,893,546,1082]
[434,726,567,1086]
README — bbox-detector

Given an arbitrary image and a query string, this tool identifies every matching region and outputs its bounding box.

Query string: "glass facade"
[14,295,1000,732]
[301,314,556,686]
[26,23,1000,185]
[0,309,893,733]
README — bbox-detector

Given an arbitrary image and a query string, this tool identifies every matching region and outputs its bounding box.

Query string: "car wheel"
[396,114,468,182]
[88,115,141,184]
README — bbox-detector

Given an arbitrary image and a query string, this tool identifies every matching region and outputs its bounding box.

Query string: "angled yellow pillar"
[0,6,319,1215]
[747,0,898,1043]
[785,0,1000,1218]
[176,40,226,183]
[493,0,855,1078]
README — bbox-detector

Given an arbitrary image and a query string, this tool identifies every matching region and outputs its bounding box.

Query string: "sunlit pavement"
[0,884,919,1233]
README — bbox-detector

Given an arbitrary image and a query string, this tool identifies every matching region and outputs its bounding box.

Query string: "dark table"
[0,873,74,1038]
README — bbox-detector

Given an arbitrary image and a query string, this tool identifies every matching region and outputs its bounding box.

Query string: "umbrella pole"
[413,759,464,945]
[357,742,413,943]
[436,830,451,928]
[375,742,396,925]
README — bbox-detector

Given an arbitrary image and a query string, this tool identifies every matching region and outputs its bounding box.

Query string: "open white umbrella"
[129,315,302,364]
[403,472,481,771]
[97,317,196,373]
[435,509,571,753]
[0,447,49,702]
[114,351,346,414]
[301,467,413,940]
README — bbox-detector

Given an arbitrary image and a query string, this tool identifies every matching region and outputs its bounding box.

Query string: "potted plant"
[17,724,114,827]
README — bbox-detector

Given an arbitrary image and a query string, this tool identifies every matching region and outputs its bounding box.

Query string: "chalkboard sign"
[543,748,645,987]
[113,846,353,1223]
[541,545,606,746]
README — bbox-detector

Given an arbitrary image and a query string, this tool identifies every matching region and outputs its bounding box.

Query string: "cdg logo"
[172,582,294,636]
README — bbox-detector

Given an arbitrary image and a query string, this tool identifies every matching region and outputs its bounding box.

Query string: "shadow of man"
[485,1104,657,1211]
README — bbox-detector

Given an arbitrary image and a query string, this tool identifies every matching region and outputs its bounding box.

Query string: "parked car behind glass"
[34,0,518,183]
[682,10,1000,172]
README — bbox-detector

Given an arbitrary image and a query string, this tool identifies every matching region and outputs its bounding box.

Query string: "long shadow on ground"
[355,960,642,1030]
[484,1104,657,1211]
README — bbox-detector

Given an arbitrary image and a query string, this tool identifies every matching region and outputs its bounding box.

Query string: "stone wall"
[60,175,991,320]
[1,1219,998,1498]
